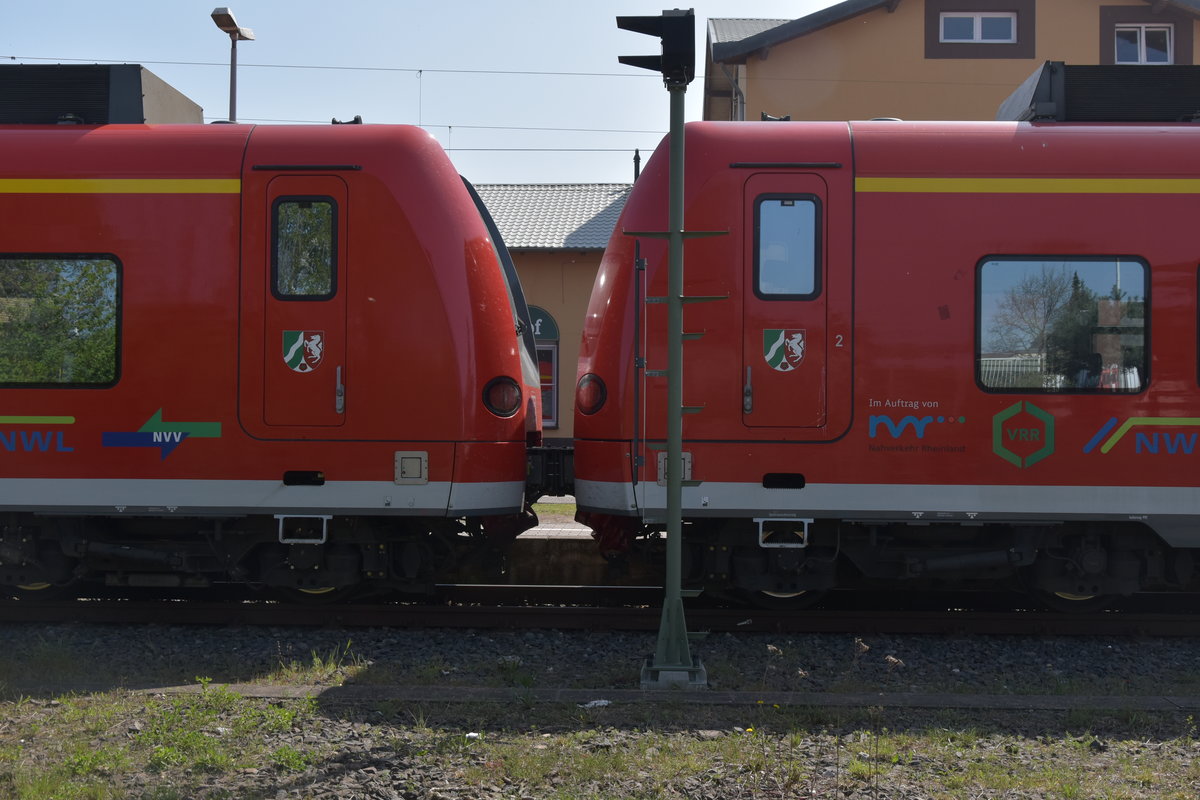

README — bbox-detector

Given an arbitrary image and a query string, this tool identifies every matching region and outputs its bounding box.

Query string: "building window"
[528,305,560,429]
[536,344,558,429]
[940,12,1016,43]
[754,196,821,300]
[978,257,1147,393]
[0,255,120,386]
[273,196,337,300]
[1115,24,1173,64]
[1101,7,1192,66]
[925,0,1034,59]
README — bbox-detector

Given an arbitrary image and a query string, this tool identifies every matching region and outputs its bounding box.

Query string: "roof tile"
[476,183,632,251]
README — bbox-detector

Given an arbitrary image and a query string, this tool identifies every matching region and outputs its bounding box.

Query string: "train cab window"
[978,257,1147,392]
[754,195,820,300]
[0,256,119,386]
[273,197,336,300]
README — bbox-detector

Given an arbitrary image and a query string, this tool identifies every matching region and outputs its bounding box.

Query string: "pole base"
[640,656,708,689]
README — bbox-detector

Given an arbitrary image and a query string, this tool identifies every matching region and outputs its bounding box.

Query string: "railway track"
[4,587,1200,635]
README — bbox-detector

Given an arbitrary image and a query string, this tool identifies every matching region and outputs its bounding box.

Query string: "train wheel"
[745,589,826,610]
[275,585,361,604]
[1038,590,1115,613]
[9,580,77,599]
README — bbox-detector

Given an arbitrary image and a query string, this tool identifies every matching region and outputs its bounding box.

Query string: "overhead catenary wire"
[5,54,1025,89]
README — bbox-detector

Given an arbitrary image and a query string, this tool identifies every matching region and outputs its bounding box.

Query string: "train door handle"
[743,366,753,414]
[335,366,345,414]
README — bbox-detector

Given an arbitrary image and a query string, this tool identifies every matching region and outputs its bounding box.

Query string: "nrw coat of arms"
[763,329,805,372]
[282,330,325,373]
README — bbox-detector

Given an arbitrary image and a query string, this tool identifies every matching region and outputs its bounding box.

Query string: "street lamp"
[211,7,254,123]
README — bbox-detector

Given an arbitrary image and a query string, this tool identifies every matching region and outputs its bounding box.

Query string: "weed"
[270,745,312,772]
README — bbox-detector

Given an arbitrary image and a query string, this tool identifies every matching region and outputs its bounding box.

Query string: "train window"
[977,257,1147,393]
[754,195,820,300]
[273,196,336,300]
[0,256,119,387]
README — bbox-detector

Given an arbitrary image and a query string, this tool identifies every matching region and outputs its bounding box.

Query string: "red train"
[6,118,1200,610]
[575,119,1199,608]
[0,123,543,596]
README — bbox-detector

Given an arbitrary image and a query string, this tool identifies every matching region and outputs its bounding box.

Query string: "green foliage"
[64,746,129,777]
[269,745,313,772]
[0,258,117,384]
[275,200,334,296]
[270,640,365,685]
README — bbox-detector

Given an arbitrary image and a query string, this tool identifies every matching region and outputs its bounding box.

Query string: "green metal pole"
[646,81,698,683]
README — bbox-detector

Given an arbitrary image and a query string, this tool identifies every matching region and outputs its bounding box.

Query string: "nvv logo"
[103,409,222,460]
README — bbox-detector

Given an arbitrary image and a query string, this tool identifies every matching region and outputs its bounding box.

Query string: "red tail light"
[483,376,522,417]
[576,373,607,415]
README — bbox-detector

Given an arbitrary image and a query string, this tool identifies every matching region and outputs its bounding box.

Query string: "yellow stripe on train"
[0,178,240,194]
[855,177,1200,194]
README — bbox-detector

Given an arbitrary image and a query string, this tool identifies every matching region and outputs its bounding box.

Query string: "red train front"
[575,119,1199,608]
[0,123,541,596]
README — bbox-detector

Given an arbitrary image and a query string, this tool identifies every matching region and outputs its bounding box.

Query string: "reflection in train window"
[978,257,1147,392]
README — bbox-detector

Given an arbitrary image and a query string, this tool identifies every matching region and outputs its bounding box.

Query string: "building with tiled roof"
[704,0,1200,122]
[475,183,630,251]
[477,183,631,441]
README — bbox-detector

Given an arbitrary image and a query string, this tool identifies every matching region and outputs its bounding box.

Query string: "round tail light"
[483,376,522,418]
[576,373,607,415]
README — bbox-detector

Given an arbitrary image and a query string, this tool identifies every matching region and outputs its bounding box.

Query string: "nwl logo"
[0,430,74,453]
[1135,432,1198,454]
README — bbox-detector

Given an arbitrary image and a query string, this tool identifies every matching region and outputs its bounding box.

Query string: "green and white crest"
[763,329,805,372]
[282,330,325,373]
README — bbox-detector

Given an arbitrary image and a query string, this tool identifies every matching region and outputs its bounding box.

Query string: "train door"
[242,175,349,429]
[742,173,830,429]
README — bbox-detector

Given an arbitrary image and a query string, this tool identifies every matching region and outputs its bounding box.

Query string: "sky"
[3,1,840,184]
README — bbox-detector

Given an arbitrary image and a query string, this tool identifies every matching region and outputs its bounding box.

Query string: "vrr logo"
[992,401,1054,468]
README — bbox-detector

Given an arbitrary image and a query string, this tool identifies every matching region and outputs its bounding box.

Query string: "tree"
[987,264,1074,355]
[0,258,117,384]
[1044,272,1099,382]
[275,200,334,296]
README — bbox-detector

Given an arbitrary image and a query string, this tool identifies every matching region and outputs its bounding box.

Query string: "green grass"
[4,682,1200,798]
[532,502,577,519]
[264,639,367,685]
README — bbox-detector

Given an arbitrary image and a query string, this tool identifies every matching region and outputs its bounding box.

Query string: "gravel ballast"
[2,622,1200,799]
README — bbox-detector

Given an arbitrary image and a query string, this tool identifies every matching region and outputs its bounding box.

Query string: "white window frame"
[939,12,1017,44]
[536,343,558,429]
[1114,23,1174,65]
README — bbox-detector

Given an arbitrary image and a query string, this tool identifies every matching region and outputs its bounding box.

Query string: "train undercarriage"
[4,510,1196,610]
[585,513,1199,610]
[0,511,536,599]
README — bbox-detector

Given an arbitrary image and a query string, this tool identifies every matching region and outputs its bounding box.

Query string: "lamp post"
[211,7,254,123]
